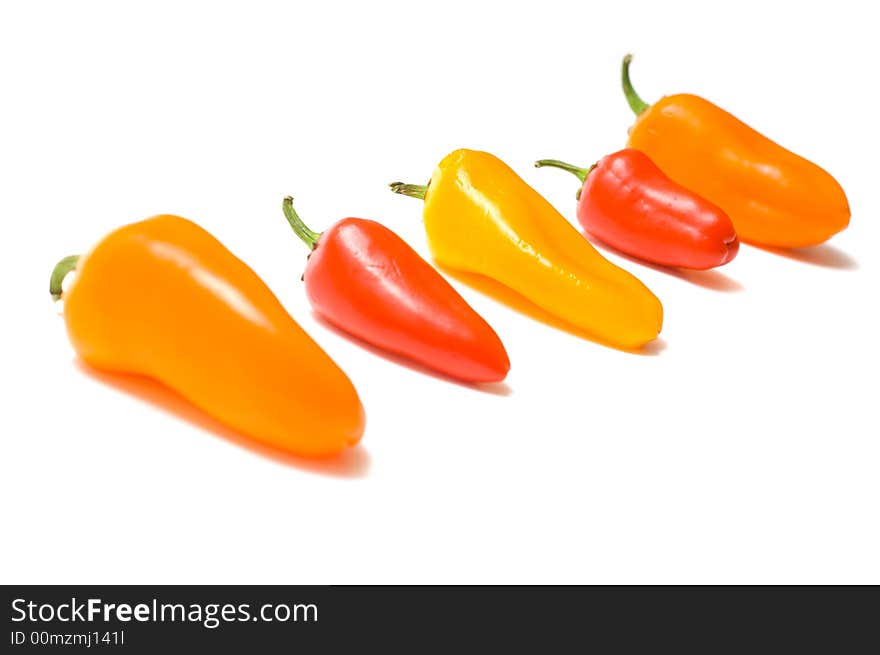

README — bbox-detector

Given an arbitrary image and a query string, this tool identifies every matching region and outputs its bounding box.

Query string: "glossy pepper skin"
[281,198,509,383]
[50,215,365,457]
[535,149,739,269]
[390,149,663,349]
[621,54,850,248]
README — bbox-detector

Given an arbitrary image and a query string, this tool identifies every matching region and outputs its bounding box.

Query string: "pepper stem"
[534,159,591,184]
[535,160,597,200]
[389,182,427,200]
[49,255,80,300]
[622,53,650,116]
[282,196,321,250]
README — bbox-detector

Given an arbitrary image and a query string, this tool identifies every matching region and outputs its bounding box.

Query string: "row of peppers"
[49,56,850,458]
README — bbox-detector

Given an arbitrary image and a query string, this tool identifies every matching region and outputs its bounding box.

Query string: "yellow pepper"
[390,149,663,349]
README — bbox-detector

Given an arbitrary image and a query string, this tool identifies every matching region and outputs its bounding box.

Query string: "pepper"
[621,54,850,248]
[535,149,739,270]
[281,197,509,383]
[389,149,663,349]
[50,214,365,457]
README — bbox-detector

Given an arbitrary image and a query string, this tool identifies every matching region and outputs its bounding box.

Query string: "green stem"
[389,182,427,200]
[281,196,321,250]
[622,53,650,116]
[50,255,80,300]
[535,160,597,199]
[534,159,591,184]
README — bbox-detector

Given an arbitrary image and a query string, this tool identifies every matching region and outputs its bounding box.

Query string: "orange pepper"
[622,55,850,248]
[50,215,365,458]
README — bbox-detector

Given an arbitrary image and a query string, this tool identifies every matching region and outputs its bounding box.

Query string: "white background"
[1,1,877,584]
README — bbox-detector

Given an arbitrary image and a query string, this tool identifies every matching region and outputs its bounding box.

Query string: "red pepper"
[281,197,510,383]
[535,149,739,270]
